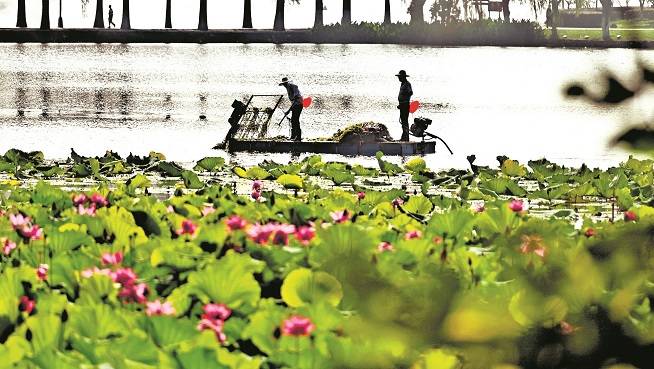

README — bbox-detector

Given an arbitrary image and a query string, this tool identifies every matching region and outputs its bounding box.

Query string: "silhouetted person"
[279,77,303,141]
[396,70,413,141]
[108,5,116,28]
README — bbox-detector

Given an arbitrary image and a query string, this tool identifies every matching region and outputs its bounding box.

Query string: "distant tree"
[17,0,27,27]
[40,0,50,29]
[198,0,208,30]
[407,0,427,24]
[244,0,253,28]
[501,0,510,21]
[165,0,172,28]
[121,0,131,29]
[314,0,324,27]
[430,0,460,24]
[342,0,351,24]
[600,0,611,40]
[385,0,392,24]
[274,0,300,31]
[551,0,560,39]
[94,0,104,28]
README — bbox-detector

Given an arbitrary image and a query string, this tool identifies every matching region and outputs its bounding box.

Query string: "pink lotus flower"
[118,282,148,304]
[281,315,316,337]
[202,205,216,217]
[377,242,394,252]
[202,303,232,321]
[584,228,596,238]
[472,203,485,213]
[252,180,263,192]
[226,215,248,231]
[251,190,261,201]
[90,193,109,207]
[20,224,43,241]
[247,223,276,245]
[509,199,524,213]
[197,318,227,343]
[295,226,316,246]
[271,224,296,246]
[392,198,404,207]
[146,299,176,317]
[72,193,88,206]
[330,210,350,224]
[177,219,198,236]
[357,192,366,200]
[520,234,546,258]
[2,238,17,256]
[19,296,35,314]
[9,213,30,229]
[405,230,422,240]
[77,203,97,216]
[101,251,123,266]
[36,264,48,281]
[81,267,112,279]
[112,268,138,286]
[624,211,637,222]
[560,321,578,335]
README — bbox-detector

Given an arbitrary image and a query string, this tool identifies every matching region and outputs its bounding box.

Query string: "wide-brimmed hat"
[278,77,292,86]
[395,70,409,77]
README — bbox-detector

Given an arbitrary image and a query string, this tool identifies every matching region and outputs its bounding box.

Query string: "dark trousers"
[290,104,303,140]
[399,102,410,141]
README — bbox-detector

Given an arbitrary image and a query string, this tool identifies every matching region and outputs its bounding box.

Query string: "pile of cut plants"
[0,148,653,368]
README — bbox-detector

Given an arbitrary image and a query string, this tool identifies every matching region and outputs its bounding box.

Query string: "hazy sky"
[0,0,537,29]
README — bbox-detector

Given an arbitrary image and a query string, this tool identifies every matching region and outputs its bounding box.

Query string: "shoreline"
[0,28,651,49]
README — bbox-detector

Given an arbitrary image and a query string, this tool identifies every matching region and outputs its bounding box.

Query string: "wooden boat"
[225,138,436,156]
[215,95,448,157]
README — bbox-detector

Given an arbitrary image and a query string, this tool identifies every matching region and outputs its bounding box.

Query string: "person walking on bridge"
[396,70,413,141]
[108,5,116,28]
[279,77,303,141]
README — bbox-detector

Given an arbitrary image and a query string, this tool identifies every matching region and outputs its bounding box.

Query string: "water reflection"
[0,43,646,169]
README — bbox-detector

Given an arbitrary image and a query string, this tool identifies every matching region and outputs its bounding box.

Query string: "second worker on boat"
[396,70,413,142]
[279,77,303,141]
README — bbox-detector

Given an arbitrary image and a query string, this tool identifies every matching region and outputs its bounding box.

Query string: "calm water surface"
[0,43,650,169]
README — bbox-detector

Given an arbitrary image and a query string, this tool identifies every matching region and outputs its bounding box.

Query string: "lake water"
[0,43,651,170]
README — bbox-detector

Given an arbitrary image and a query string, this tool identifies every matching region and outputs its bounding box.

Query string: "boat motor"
[410,116,454,155]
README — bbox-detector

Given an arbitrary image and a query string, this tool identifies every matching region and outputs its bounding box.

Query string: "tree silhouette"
[198,0,208,30]
[17,0,27,27]
[600,0,612,40]
[314,0,324,27]
[274,0,300,31]
[165,0,172,28]
[244,0,253,28]
[385,0,392,24]
[342,0,351,24]
[40,0,50,29]
[121,0,131,29]
[408,0,426,24]
[94,0,104,28]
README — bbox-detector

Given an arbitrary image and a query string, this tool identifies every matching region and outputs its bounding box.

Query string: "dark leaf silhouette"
[601,77,635,104]
[612,127,654,151]
[565,85,585,97]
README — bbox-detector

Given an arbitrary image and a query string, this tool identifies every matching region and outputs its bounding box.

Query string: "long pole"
[58,0,63,28]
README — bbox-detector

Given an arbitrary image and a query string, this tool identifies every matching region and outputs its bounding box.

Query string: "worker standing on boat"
[279,77,303,141]
[396,70,413,141]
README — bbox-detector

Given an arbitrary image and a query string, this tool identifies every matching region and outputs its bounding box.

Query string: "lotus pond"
[0,148,653,368]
